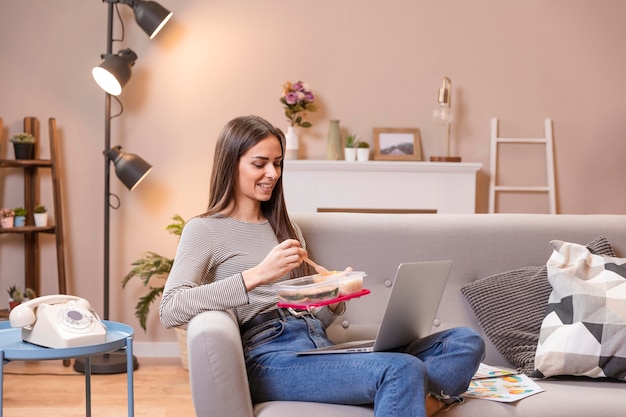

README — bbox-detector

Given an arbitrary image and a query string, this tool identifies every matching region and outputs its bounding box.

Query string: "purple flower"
[285,92,298,105]
[280,80,317,128]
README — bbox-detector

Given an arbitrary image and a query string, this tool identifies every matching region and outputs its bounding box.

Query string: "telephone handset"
[9,294,107,349]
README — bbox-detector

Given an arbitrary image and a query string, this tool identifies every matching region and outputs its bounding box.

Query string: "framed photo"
[373,128,422,161]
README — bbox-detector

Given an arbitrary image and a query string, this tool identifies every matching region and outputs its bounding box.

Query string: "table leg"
[85,356,92,417]
[126,337,134,417]
[0,351,4,417]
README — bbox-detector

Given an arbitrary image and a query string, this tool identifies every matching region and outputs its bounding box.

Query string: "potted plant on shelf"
[34,204,48,227]
[122,214,188,368]
[1,208,14,228]
[344,133,358,162]
[356,141,370,162]
[13,207,27,227]
[7,285,36,311]
[9,132,35,160]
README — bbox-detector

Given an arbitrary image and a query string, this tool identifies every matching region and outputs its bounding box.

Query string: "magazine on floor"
[463,364,545,403]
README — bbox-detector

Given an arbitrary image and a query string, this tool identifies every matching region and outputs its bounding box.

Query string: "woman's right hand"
[242,239,307,290]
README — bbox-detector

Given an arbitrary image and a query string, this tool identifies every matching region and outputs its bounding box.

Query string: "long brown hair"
[205,115,309,276]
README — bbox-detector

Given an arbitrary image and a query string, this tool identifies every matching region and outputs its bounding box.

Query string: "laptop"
[297,260,452,355]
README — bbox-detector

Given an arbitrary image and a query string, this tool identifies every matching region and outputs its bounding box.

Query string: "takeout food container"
[273,271,366,304]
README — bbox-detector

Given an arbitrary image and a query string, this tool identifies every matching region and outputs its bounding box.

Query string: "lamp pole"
[74,0,140,374]
[103,0,114,322]
[75,0,167,374]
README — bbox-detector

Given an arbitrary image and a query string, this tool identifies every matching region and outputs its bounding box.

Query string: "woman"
[159,115,485,417]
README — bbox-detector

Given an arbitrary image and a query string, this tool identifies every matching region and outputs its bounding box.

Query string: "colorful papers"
[463,364,545,403]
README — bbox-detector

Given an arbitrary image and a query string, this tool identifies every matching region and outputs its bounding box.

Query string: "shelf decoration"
[280,80,317,159]
[9,132,35,160]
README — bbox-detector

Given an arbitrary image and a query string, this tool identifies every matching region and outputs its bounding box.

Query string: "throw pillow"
[534,240,626,380]
[461,236,615,376]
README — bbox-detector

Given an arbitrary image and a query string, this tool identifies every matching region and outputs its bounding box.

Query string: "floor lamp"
[74,0,171,375]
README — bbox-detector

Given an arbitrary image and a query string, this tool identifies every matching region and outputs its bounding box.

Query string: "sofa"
[185,213,626,417]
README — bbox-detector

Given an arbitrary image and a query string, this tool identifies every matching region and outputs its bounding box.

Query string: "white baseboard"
[133,341,180,358]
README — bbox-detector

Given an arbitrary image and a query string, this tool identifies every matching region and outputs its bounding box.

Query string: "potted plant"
[356,141,370,162]
[122,214,187,367]
[7,285,36,311]
[344,133,358,162]
[1,208,14,228]
[34,204,48,227]
[13,207,27,227]
[9,132,35,160]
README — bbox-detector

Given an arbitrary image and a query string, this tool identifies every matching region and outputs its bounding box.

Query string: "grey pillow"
[461,236,615,376]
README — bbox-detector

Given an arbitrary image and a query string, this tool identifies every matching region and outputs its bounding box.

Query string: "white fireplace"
[282,160,481,214]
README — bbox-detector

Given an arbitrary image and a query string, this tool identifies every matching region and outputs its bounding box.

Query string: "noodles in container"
[273,271,366,305]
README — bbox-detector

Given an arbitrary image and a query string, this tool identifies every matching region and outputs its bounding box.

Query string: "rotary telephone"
[9,294,107,349]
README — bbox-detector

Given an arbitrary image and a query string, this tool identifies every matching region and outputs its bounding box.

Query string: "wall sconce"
[430,77,461,162]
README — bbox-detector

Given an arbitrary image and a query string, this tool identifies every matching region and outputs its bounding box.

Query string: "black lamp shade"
[133,0,173,39]
[105,146,153,191]
[92,49,138,96]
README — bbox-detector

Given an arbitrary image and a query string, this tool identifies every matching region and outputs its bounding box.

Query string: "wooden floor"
[2,357,195,417]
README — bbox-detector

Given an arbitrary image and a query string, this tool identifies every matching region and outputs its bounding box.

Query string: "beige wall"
[1,0,626,344]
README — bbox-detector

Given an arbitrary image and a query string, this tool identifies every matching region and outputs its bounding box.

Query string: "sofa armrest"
[187,310,254,417]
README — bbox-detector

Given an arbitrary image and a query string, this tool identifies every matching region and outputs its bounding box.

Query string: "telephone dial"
[9,294,107,349]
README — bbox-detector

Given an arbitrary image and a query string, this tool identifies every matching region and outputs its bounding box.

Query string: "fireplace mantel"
[282,160,481,214]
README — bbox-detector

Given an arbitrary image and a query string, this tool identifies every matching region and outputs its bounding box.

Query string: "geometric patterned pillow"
[534,239,626,380]
[461,236,615,376]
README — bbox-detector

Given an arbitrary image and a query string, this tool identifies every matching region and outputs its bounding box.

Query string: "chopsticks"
[303,257,332,276]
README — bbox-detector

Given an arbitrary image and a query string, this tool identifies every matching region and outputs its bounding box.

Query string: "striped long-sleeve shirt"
[159,214,337,329]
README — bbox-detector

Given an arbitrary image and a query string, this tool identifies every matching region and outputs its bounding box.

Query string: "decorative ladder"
[488,118,556,214]
[0,117,67,299]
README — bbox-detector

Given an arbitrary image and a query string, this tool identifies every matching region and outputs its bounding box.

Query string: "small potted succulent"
[34,204,48,227]
[13,207,27,227]
[344,133,358,162]
[9,132,35,160]
[7,285,36,311]
[356,141,370,162]
[1,208,15,228]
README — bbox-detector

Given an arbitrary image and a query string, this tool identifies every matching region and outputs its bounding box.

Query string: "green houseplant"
[13,207,27,227]
[356,140,370,162]
[344,133,358,161]
[33,204,48,227]
[7,285,36,310]
[345,133,357,148]
[9,132,35,159]
[122,214,186,331]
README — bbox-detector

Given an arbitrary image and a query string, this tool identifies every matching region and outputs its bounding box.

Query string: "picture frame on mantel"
[373,127,422,161]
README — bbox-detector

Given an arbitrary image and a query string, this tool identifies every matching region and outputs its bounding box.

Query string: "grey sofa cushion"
[461,236,615,375]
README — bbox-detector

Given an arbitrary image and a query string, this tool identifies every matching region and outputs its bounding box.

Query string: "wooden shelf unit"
[0,116,67,303]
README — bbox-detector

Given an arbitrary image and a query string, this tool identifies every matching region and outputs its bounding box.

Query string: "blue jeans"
[241,313,485,417]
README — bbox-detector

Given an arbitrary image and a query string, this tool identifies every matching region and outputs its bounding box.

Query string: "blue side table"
[0,320,135,417]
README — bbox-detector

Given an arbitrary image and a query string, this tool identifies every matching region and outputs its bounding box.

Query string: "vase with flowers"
[280,81,317,159]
